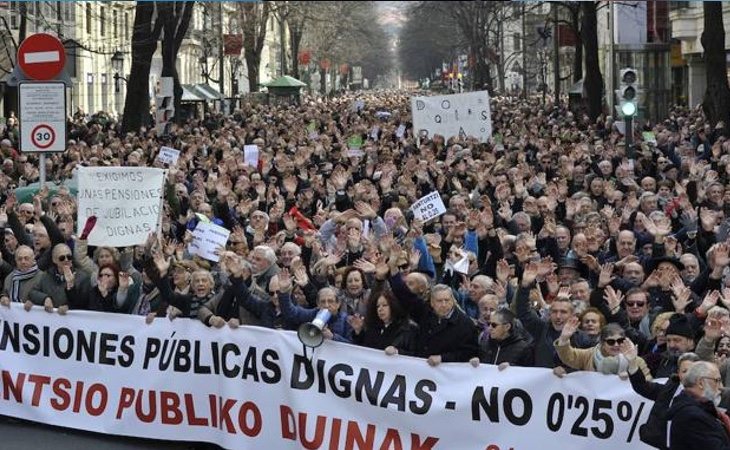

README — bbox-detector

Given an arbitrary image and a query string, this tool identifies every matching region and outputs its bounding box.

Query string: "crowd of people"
[2,90,730,448]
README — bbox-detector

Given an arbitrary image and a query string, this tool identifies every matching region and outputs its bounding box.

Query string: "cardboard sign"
[77,167,166,247]
[244,145,259,167]
[157,146,180,166]
[410,191,447,222]
[347,135,363,149]
[411,91,492,142]
[396,124,406,138]
[188,221,231,262]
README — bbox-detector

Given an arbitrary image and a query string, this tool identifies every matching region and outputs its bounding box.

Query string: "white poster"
[189,221,231,262]
[396,124,406,138]
[0,304,654,450]
[411,191,447,222]
[244,145,259,167]
[411,91,492,142]
[157,146,180,166]
[77,167,166,247]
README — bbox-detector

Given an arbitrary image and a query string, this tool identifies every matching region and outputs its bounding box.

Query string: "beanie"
[665,314,694,340]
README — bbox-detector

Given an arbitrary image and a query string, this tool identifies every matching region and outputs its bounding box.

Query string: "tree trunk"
[245,49,260,92]
[702,1,730,128]
[122,3,162,134]
[289,27,303,80]
[553,3,560,100]
[572,8,583,83]
[18,3,26,43]
[581,1,602,121]
[319,67,326,94]
[160,1,193,125]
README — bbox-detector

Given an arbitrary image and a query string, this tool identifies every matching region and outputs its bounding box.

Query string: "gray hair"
[253,245,277,265]
[682,361,718,388]
[678,352,701,366]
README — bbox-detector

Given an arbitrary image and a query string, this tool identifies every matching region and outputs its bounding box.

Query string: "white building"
[0,1,286,119]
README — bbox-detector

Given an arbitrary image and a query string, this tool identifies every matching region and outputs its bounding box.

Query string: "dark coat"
[389,273,478,362]
[629,370,681,450]
[278,292,353,343]
[667,390,730,450]
[352,318,417,353]
[478,332,534,367]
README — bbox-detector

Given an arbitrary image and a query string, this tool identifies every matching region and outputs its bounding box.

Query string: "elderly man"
[29,243,91,313]
[249,245,280,297]
[667,362,730,450]
[679,253,701,285]
[646,314,696,379]
[0,245,43,310]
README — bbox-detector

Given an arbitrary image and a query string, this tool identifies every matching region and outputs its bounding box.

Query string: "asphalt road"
[0,416,219,450]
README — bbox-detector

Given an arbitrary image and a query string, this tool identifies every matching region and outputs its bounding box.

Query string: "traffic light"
[616,68,638,118]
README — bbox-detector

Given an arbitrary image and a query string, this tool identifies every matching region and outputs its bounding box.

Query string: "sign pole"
[39,153,46,189]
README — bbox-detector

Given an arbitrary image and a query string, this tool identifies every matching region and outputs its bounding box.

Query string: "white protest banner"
[346,148,365,158]
[411,191,447,222]
[411,90,492,142]
[396,124,406,138]
[370,126,380,140]
[244,145,259,167]
[77,167,165,247]
[157,146,180,165]
[189,221,231,262]
[0,305,654,450]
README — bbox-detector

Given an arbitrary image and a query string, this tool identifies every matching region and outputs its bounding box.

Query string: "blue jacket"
[278,292,353,343]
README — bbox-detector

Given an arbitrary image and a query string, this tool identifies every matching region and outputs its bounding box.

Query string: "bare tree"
[702,1,730,127]
[159,1,194,125]
[236,1,270,92]
[122,2,163,133]
[581,1,602,121]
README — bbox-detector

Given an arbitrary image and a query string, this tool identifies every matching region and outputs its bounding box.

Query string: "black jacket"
[478,332,533,367]
[352,318,417,353]
[390,273,479,362]
[667,390,730,450]
[629,370,681,450]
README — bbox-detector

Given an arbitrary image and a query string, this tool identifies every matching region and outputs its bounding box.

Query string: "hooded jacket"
[478,332,533,367]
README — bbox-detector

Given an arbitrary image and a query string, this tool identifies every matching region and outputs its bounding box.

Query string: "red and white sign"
[19,82,66,153]
[17,33,66,81]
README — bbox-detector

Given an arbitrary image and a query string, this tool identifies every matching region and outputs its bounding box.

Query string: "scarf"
[10,265,39,303]
[593,347,629,375]
[717,408,730,440]
[136,283,159,316]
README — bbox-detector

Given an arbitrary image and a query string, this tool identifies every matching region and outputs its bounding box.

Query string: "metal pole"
[552,2,559,102]
[39,153,46,189]
[522,2,527,98]
[607,1,615,115]
[626,116,634,160]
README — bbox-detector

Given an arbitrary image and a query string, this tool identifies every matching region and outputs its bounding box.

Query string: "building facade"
[0,1,286,120]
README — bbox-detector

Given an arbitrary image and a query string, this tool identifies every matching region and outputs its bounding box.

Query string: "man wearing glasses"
[28,243,89,313]
[666,361,730,450]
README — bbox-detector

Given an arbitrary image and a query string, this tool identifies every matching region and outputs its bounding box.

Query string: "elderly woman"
[350,290,416,352]
[337,266,371,316]
[579,307,606,347]
[555,318,652,379]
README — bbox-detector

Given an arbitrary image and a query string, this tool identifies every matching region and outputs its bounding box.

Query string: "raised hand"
[559,316,580,343]
[353,258,376,274]
[700,290,721,315]
[496,258,510,283]
[521,262,538,287]
[152,248,170,278]
[620,338,638,362]
[118,272,131,290]
[278,268,293,293]
[597,263,615,288]
[347,314,365,334]
[671,280,691,313]
[603,286,624,313]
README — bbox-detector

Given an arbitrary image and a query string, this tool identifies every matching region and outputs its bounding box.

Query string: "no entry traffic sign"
[19,82,67,153]
[17,33,66,81]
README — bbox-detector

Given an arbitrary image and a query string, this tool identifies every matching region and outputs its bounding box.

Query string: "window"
[86,3,91,34]
[124,12,129,41]
[513,33,521,52]
[113,9,118,38]
[65,2,71,21]
[100,7,105,36]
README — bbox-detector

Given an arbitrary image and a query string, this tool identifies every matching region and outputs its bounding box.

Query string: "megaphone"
[297,309,332,348]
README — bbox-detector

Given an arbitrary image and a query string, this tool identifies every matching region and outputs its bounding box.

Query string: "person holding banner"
[350,290,417,353]
[470,308,534,368]
[28,243,89,313]
[0,245,42,309]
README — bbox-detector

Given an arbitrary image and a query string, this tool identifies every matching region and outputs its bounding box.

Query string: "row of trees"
[122,1,392,133]
[398,0,730,128]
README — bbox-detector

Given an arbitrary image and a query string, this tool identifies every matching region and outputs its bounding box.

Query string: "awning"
[196,84,223,100]
[181,84,204,102]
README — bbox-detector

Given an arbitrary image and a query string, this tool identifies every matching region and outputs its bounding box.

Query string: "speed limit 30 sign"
[19,81,67,153]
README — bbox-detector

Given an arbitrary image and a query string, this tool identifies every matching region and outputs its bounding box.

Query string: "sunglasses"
[488,322,504,328]
[625,301,646,307]
[604,337,626,346]
[57,254,72,262]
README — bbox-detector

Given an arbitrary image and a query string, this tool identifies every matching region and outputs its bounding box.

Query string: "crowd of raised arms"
[1,92,730,435]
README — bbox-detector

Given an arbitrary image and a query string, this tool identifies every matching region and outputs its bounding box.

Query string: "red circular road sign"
[17,33,66,81]
[31,124,55,149]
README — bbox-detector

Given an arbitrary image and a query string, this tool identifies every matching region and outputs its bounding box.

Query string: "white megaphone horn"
[297,309,332,348]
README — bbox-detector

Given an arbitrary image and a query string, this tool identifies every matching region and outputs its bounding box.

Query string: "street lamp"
[111,51,127,93]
